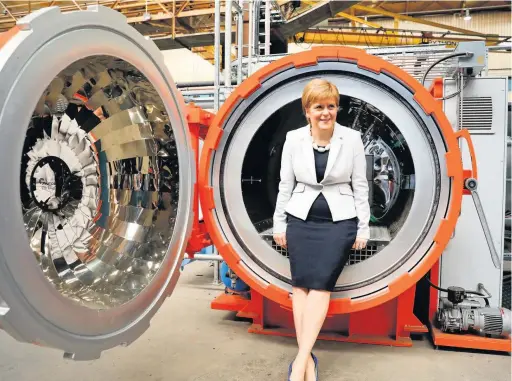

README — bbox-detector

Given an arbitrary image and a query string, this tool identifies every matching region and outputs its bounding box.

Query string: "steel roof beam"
[352,4,494,38]
[293,28,508,47]
[336,11,382,29]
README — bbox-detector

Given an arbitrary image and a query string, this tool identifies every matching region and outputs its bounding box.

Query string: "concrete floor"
[0,261,510,381]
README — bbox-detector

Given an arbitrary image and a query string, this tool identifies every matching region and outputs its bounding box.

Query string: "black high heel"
[289,355,318,381]
[311,353,319,380]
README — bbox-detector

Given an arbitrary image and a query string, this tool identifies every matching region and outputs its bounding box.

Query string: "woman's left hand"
[352,237,368,250]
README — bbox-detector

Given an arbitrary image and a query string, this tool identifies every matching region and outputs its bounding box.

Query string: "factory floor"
[0,261,510,381]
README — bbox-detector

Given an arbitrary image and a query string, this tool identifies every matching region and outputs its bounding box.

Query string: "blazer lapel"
[322,124,344,181]
[301,132,317,183]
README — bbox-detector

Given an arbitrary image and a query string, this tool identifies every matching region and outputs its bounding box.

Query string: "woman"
[273,79,370,381]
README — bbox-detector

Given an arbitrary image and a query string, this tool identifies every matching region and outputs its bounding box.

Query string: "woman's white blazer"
[273,123,371,239]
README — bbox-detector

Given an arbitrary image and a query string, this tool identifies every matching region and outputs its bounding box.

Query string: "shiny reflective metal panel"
[364,137,402,220]
[0,6,193,358]
[208,61,450,299]
[21,56,180,309]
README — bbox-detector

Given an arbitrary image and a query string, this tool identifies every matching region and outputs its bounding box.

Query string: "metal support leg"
[224,0,232,90]
[237,0,244,84]
[214,0,221,111]
[264,0,271,55]
[248,1,253,76]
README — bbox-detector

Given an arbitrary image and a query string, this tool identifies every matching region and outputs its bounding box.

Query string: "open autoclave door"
[0,6,195,360]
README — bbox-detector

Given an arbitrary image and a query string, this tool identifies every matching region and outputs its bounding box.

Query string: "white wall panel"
[161,48,215,83]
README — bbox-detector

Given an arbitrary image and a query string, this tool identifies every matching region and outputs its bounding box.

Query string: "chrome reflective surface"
[20,56,180,309]
[365,137,402,220]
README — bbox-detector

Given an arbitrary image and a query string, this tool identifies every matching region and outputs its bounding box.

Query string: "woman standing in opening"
[273,79,370,381]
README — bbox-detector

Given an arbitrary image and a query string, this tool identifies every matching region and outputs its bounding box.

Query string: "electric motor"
[438,303,512,338]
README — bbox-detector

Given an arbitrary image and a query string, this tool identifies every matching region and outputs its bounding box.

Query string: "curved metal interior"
[20,55,180,309]
[242,96,415,264]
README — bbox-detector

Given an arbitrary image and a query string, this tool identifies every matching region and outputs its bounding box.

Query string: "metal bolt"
[465,178,478,191]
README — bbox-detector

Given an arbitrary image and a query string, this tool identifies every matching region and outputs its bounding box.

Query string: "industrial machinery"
[434,282,511,338]
[0,6,509,361]
[202,44,510,351]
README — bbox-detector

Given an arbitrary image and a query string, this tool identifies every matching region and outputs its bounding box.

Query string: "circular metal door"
[199,47,467,312]
[0,6,194,360]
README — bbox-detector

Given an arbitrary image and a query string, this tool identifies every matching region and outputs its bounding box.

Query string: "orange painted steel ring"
[199,46,468,313]
[0,26,20,50]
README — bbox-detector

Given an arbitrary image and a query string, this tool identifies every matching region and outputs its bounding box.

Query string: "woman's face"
[306,97,338,131]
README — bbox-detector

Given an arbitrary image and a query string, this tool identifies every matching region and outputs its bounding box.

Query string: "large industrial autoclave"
[0,5,509,360]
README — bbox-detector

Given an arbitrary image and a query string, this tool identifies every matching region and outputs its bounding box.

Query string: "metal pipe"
[224,0,233,91]
[214,0,221,111]
[253,0,261,57]
[247,1,253,76]
[183,101,215,109]
[177,80,235,88]
[458,71,464,133]
[264,0,270,55]
[213,260,220,283]
[184,254,223,261]
[487,44,511,51]
[237,0,244,84]
[213,247,222,284]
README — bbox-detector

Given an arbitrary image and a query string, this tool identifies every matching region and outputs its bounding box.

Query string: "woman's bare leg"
[292,287,308,345]
[290,289,330,381]
[291,287,315,380]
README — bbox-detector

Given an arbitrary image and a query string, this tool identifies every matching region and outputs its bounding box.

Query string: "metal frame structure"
[181,43,510,110]
[0,1,221,34]
[2,1,509,63]
[202,1,510,108]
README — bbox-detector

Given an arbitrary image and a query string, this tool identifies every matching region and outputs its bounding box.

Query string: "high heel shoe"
[311,353,319,380]
[288,360,293,381]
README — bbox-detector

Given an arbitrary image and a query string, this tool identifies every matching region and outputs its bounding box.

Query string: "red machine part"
[185,103,214,256]
[211,284,428,347]
[0,26,20,49]
[428,77,477,195]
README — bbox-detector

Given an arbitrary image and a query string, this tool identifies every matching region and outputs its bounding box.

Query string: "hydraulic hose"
[421,50,473,87]
[424,275,491,306]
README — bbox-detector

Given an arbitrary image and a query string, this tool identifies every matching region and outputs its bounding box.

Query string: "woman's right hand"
[273,232,287,248]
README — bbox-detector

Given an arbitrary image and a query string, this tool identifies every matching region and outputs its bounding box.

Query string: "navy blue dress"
[286,148,357,291]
